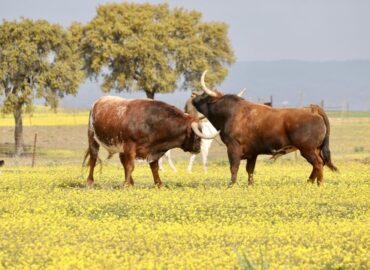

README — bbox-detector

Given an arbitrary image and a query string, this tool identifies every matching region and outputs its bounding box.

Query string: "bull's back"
[91,96,131,132]
[89,96,189,152]
[230,103,326,153]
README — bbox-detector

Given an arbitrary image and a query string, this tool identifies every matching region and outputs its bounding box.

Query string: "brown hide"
[85,96,201,187]
[230,102,326,156]
[192,93,337,186]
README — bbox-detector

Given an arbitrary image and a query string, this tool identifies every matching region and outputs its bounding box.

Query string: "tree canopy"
[81,3,235,99]
[0,18,84,155]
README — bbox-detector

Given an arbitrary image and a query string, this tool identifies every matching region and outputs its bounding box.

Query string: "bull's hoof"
[227,182,235,188]
[307,179,315,184]
[86,179,94,187]
[154,183,163,189]
[317,180,323,186]
[248,180,255,186]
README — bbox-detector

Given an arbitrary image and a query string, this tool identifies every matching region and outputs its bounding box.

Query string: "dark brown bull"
[84,96,217,187]
[192,70,338,186]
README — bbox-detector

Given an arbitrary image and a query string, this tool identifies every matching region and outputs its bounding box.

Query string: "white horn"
[201,70,218,97]
[237,88,246,97]
[191,122,219,140]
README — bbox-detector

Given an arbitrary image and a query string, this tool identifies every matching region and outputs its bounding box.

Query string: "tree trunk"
[14,104,24,156]
[145,91,155,99]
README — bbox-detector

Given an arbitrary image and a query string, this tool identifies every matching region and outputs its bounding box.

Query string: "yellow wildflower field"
[0,107,88,127]
[0,161,369,269]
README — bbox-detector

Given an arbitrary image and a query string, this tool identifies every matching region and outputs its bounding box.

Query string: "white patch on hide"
[117,106,127,118]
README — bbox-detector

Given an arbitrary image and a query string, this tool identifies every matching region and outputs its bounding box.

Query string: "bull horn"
[201,70,218,97]
[237,88,246,97]
[191,122,219,140]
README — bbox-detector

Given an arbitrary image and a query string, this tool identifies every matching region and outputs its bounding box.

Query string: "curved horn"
[237,88,246,97]
[201,70,218,97]
[191,122,219,140]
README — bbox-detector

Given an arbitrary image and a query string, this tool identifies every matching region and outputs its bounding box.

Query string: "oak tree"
[0,19,84,155]
[81,3,235,99]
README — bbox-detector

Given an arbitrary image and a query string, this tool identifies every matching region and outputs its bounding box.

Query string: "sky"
[1,0,370,62]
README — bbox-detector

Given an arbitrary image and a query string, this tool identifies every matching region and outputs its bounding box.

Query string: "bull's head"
[192,71,246,115]
[191,70,220,117]
[191,70,246,130]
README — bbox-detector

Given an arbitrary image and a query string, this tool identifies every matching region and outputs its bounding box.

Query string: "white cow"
[158,88,245,173]
[187,120,217,172]
[158,120,216,173]
[158,150,177,172]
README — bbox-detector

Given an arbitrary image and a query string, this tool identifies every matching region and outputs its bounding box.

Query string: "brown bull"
[84,96,217,187]
[192,70,338,186]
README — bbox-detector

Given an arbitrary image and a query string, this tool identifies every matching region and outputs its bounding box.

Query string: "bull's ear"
[207,97,220,104]
[191,90,203,97]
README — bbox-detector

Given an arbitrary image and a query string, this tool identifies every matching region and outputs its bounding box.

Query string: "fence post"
[32,133,37,167]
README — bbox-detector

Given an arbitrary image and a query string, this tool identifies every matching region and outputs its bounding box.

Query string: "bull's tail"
[82,149,90,167]
[82,111,102,171]
[312,105,338,172]
[82,148,102,173]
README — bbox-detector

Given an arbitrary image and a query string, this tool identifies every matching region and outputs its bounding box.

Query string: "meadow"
[0,109,369,269]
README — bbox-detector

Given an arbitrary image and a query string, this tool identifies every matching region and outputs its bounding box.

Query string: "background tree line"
[0,2,235,156]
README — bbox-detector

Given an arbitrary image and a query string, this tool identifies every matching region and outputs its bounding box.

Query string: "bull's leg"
[246,156,257,186]
[119,153,134,186]
[149,160,163,188]
[187,154,196,173]
[300,149,324,186]
[315,149,324,185]
[158,157,164,171]
[201,140,211,173]
[166,150,177,172]
[227,146,241,187]
[86,130,100,187]
[120,146,136,187]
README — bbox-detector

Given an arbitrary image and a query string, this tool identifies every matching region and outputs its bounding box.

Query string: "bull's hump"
[96,95,128,105]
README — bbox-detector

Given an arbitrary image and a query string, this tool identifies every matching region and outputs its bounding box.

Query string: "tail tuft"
[317,105,338,173]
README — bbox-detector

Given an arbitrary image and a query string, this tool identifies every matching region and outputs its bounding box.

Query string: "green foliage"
[80,3,235,98]
[0,18,84,112]
[0,18,84,155]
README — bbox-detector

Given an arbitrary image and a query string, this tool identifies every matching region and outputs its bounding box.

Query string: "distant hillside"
[60,60,370,110]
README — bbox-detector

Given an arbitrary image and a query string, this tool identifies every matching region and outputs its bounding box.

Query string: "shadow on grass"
[56,178,231,191]
[165,179,229,189]
[56,181,88,189]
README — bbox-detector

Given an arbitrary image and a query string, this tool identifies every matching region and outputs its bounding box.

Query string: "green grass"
[326,111,370,118]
